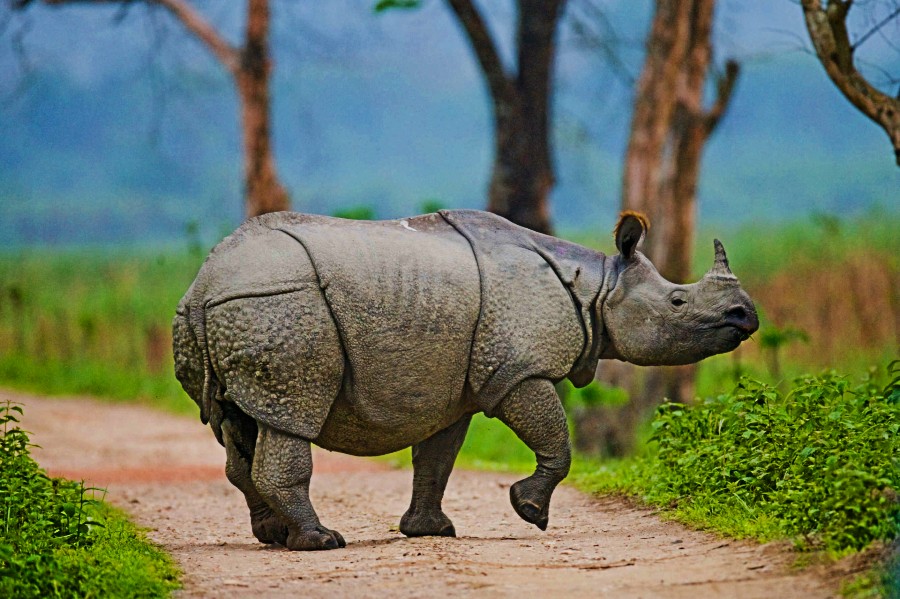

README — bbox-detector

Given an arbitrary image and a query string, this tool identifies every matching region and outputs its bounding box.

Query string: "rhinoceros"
[173,209,758,550]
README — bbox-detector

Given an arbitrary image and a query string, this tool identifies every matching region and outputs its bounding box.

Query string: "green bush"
[638,364,899,551]
[0,401,179,597]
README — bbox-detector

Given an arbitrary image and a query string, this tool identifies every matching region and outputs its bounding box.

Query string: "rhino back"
[183,213,325,308]
[278,213,481,452]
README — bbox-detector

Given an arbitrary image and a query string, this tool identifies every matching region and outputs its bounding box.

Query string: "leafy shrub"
[0,401,179,597]
[641,364,899,551]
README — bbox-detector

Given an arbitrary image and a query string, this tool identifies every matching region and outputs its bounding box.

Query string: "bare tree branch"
[13,0,289,215]
[704,59,739,133]
[567,0,635,85]
[136,0,241,74]
[852,4,900,50]
[30,0,241,74]
[444,0,515,104]
[1,11,34,106]
[801,0,900,165]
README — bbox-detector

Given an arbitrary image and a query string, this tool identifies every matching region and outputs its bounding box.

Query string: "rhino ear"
[614,211,649,261]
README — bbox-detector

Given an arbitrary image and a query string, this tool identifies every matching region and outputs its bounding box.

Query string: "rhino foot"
[251,513,289,545]
[399,509,456,537]
[285,526,346,551]
[510,479,550,531]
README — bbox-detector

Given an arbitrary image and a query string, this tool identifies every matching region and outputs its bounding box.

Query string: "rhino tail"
[188,299,218,425]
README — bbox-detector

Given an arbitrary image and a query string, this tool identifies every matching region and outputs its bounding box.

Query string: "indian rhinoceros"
[173,209,758,550]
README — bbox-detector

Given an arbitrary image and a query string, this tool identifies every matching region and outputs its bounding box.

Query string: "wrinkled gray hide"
[173,209,758,550]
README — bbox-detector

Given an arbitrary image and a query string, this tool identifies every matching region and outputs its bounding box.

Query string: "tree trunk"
[583,0,739,457]
[447,0,565,235]
[22,0,292,219]
[238,0,290,218]
[621,0,692,241]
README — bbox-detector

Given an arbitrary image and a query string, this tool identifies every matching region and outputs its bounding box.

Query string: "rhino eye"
[671,298,686,307]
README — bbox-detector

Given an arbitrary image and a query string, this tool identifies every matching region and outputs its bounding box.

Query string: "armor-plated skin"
[173,209,759,550]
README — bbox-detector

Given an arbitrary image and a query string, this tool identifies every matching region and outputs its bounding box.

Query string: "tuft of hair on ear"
[613,210,650,260]
[613,210,650,240]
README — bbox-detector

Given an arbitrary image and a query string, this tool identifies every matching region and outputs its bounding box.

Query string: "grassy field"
[0,249,198,414]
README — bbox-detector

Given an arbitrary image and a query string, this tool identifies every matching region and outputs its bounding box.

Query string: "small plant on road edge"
[0,400,180,597]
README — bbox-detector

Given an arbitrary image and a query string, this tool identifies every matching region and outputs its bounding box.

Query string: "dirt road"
[13,389,848,597]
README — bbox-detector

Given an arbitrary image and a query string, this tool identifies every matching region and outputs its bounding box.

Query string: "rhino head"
[601,212,758,366]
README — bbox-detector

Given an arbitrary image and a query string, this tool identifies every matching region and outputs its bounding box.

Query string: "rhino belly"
[314,389,477,455]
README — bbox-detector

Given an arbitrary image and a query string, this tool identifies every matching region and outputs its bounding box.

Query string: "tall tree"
[622,0,738,285]
[15,0,291,218]
[800,0,900,166]
[587,0,739,456]
[446,0,567,234]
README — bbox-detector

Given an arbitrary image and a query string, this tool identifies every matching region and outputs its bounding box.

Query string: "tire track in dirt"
[13,390,848,597]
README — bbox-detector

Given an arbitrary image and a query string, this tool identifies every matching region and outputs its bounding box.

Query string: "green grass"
[0,247,200,413]
[0,353,193,415]
[0,401,180,597]
[379,413,537,473]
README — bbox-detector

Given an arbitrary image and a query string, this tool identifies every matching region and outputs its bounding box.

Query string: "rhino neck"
[567,259,620,387]
[595,261,624,362]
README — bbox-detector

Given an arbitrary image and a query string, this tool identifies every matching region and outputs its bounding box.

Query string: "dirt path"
[12,389,850,597]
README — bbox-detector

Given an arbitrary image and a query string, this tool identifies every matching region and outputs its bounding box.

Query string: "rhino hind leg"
[495,378,571,531]
[251,422,346,551]
[400,414,473,538]
[219,407,289,545]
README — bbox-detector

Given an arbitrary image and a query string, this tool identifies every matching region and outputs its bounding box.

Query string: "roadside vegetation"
[0,401,179,597]
[571,365,899,550]
[0,249,199,414]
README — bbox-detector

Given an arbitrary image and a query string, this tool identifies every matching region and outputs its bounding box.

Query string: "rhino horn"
[707,239,737,280]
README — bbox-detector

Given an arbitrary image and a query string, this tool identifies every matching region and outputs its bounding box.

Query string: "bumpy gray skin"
[173,209,758,550]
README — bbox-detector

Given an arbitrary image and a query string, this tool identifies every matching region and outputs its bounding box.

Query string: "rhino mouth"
[717,323,752,342]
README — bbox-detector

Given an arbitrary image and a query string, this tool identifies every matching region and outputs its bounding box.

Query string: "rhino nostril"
[723,305,758,334]
[724,306,748,321]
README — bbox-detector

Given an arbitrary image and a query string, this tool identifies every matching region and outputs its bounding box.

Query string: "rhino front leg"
[251,423,346,550]
[495,378,571,531]
[400,414,472,537]
[220,416,288,546]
